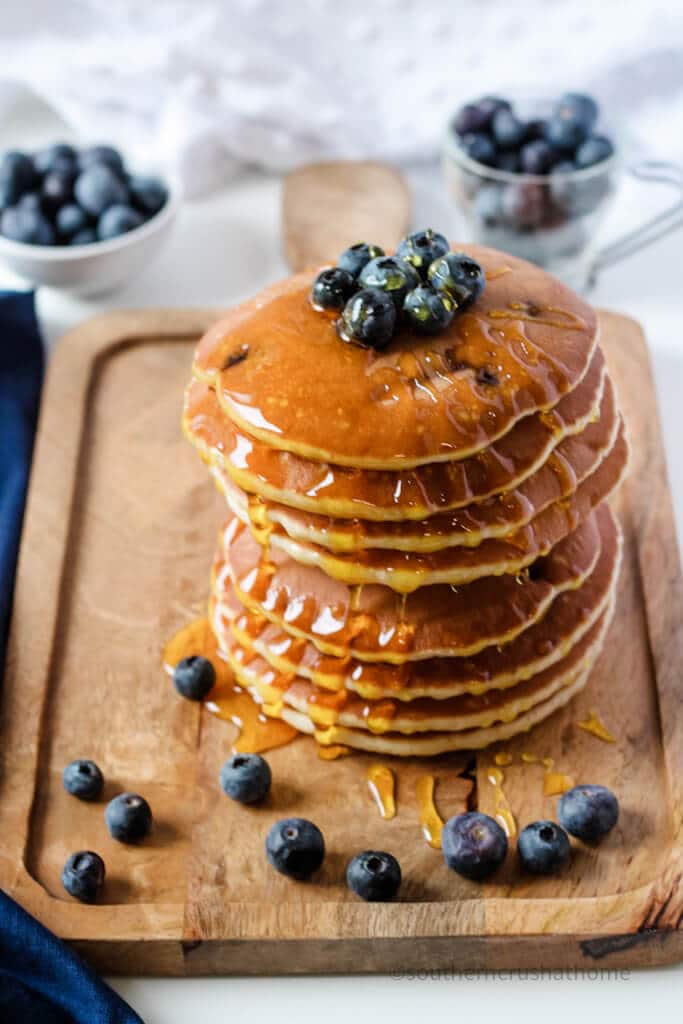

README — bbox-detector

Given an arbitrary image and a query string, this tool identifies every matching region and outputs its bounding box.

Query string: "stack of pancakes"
[183,245,627,756]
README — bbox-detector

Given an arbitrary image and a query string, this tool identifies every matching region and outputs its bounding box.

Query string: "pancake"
[215,597,612,734]
[221,506,606,661]
[217,375,618,553]
[192,248,598,468]
[276,664,592,756]
[213,509,621,700]
[184,347,606,522]
[220,425,627,592]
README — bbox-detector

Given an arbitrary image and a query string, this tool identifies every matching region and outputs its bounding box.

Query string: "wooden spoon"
[282,160,411,271]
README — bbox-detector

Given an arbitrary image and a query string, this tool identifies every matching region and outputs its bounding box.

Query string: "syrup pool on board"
[415,774,444,849]
[163,618,298,754]
[366,764,396,820]
[577,707,615,743]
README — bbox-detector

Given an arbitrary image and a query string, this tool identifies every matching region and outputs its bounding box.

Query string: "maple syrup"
[415,774,443,849]
[486,765,517,838]
[367,764,396,819]
[521,752,575,796]
[577,707,615,743]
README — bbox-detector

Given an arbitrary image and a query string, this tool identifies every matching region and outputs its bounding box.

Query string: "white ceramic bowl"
[0,178,181,296]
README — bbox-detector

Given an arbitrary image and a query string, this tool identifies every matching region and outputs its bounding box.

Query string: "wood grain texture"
[1,308,682,975]
[282,161,411,271]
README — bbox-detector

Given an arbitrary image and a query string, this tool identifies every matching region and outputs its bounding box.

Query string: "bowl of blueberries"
[443,91,620,288]
[0,142,178,295]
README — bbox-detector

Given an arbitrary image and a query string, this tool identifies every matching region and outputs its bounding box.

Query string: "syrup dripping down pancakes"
[182,246,627,755]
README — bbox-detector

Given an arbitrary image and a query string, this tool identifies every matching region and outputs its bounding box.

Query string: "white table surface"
[2,93,683,1021]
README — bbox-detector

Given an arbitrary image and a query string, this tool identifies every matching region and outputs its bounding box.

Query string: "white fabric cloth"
[0,0,682,196]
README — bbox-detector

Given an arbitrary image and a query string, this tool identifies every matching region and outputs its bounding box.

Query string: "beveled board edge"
[0,309,681,974]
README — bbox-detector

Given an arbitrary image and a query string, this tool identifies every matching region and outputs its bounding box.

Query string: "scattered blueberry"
[0,206,54,245]
[558,784,619,842]
[517,820,571,874]
[173,655,216,701]
[338,287,397,350]
[61,851,105,903]
[346,850,402,902]
[265,817,325,880]
[74,165,129,216]
[220,753,272,804]
[442,811,508,880]
[337,241,384,279]
[63,759,104,801]
[492,107,527,149]
[33,142,77,176]
[396,229,449,278]
[78,145,125,176]
[71,227,98,246]
[311,266,356,311]
[105,793,153,843]
[460,132,497,167]
[56,203,90,240]
[403,285,455,335]
[358,255,419,310]
[575,135,614,169]
[42,168,76,213]
[0,151,39,205]
[428,251,486,307]
[97,203,143,241]
[555,92,598,135]
[129,175,168,216]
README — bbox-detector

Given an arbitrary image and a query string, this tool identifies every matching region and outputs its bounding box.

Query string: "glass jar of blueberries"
[443,92,619,289]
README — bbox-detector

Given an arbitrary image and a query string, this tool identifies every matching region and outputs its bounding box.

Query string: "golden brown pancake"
[213,508,621,700]
[220,506,606,661]
[216,374,618,553]
[192,248,598,468]
[184,347,605,522]
[216,597,611,734]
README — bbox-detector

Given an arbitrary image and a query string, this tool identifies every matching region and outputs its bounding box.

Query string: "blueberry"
[460,132,497,167]
[56,203,89,240]
[519,139,558,175]
[0,206,55,245]
[396,229,449,279]
[74,164,129,216]
[337,241,384,280]
[18,192,45,214]
[311,266,356,311]
[63,758,104,801]
[173,655,216,701]
[0,151,39,204]
[266,817,325,880]
[442,811,508,880]
[70,227,97,246]
[338,287,396,350]
[518,820,571,874]
[105,792,152,843]
[61,851,105,903]
[403,285,455,335]
[428,251,485,307]
[97,203,143,240]
[558,784,619,842]
[575,135,614,169]
[544,116,589,153]
[42,168,76,212]
[220,753,272,804]
[554,93,599,135]
[523,118,547,143]
[359,255,419,310]
[495,151,521,173]
[78,145,125,176]
[473,183,505,227]
[346,850,401,901]
[129,175,168,216]
[492,108,526,149]
[500,182,547,230]
[453,97,510,137]
[33,142,77,176]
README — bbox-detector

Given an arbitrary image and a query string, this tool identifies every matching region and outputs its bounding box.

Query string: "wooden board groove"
[1,308,682,974]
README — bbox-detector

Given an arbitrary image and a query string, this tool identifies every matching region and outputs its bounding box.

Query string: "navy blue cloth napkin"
[0,291,143,1023]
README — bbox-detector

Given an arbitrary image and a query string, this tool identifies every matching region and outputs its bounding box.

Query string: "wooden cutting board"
[1,308,682,975]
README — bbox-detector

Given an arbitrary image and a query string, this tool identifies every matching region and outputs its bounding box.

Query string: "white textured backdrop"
[0,0,682,195]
